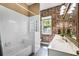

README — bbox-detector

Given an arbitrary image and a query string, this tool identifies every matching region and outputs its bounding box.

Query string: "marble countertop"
[48,34,79,55]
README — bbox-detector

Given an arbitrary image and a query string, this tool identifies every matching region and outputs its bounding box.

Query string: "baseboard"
[41,42,49,45]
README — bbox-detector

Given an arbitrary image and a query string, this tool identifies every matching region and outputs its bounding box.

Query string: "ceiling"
[26,3,34,5]
[40,3,63,11]
[26,3,63,10]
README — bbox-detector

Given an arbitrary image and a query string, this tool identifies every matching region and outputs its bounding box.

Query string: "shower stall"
[0,3,40,56]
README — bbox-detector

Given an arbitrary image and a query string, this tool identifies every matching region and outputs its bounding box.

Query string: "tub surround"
[29,15,40,53]
[0,5,40,56]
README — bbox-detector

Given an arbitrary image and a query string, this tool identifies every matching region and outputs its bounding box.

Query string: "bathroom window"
[42,16,52,35]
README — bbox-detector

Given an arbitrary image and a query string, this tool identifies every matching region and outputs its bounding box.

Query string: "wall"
[40,4,63,43]
[29,3,40,53]
[29,15,40,53]
[0,5,32,56]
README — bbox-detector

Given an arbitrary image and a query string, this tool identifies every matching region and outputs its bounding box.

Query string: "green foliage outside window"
[43,19,51,28]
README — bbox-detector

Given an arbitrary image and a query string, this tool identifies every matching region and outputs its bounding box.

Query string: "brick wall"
[40,4,63,43]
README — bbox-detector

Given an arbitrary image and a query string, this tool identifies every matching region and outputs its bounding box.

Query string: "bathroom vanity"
[48,34,79,56]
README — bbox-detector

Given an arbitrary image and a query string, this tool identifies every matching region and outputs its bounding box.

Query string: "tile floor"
[34,45,75,56]
[35,46,48,56]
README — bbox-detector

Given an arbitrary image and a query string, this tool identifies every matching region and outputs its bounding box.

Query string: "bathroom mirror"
[65,3,78,46]
[59,3,78,47]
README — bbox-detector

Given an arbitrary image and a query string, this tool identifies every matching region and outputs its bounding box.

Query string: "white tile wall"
[0,5,40,56]
[29,15,40,53]
[0,5,32,56]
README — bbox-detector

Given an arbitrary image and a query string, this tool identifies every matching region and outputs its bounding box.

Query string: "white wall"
[29,15,40,53]
[0,5,32,56]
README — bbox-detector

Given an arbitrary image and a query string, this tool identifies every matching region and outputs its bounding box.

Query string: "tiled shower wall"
[0,5,32,56]
[29,15,40,53]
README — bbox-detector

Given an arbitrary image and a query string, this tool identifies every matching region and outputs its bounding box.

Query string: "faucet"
[62,36,68,42]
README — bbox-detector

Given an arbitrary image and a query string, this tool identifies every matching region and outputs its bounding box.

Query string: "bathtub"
[3,39,32,56]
